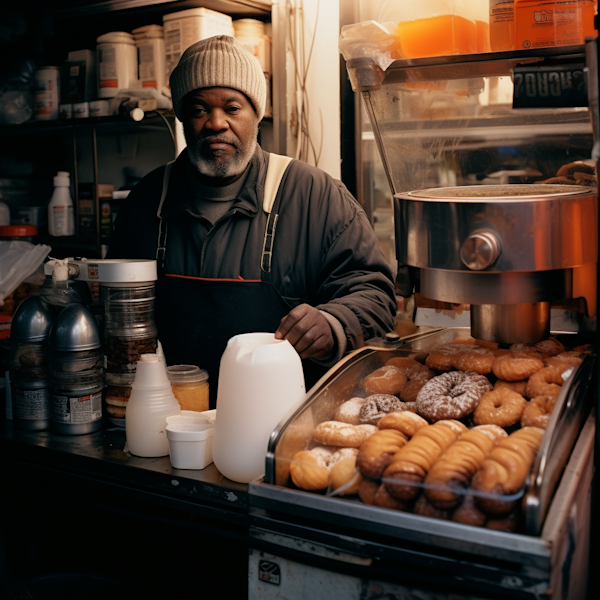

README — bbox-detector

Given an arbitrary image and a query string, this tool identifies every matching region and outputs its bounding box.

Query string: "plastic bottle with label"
[490,0,517,51]
[48,171,75,237]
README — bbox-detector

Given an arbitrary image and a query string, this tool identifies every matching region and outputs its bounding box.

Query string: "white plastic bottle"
[48,171,75,237]
[126,354,181,457]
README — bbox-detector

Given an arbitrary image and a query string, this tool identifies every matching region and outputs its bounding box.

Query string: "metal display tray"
[261,328,595,538]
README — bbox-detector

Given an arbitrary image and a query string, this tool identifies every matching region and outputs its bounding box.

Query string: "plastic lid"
[97,31,135,44]
[0,225,38,237]
[132,24,164,38]
[166,364,209,383]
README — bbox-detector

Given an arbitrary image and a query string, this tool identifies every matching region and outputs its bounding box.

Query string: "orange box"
[515,0,597,50]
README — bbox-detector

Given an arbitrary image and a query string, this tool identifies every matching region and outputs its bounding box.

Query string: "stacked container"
[163,7,233,84]
[48,304,104,435]
[96,31,138,98]
[101,282,158,425]
[10,296,53,431]
[132,25,166,91]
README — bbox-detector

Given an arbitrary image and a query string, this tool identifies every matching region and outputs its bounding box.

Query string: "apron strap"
[156,160,176,271]
[261,154,293,275]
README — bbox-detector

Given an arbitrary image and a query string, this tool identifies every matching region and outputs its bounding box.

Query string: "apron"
[154,155,327,408]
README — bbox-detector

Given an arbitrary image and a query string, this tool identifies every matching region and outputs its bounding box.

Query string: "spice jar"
[166,365,209,412]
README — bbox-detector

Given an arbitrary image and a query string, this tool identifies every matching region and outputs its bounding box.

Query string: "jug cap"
[167,364,208,383]
[132,352,172,390]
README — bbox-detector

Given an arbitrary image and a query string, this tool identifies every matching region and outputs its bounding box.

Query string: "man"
[108,35,396,407]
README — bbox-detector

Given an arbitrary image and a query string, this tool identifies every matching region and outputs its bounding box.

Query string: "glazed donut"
[494,379,528,397]
[334,397,366,425]
[521,395,557,429]
[363,365,408,395]
[357,477,380,505]
[473,387,527,428]
[492,352,544,382]
[376,411,429,437]
[386,356,433,379]
[486,513,518,533]
[330,454,362,495]
[359,394,407,425]
[534,336,565,356]
[357,428,409,479]
[450,337,499,350]
[424,426,504,510]
[452,495,487,527]
[545,352,584,371]
[416,371,493,422]
[425,344,467,371]
[471,427,544,515]
[525,366,564,400]
[312,421,378,448]
[472,424,509,444]
[451,347,495,375]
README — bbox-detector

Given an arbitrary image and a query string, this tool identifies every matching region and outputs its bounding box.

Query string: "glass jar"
[101,283,158,373]
[166,365,209,412]
[49,348,104,435]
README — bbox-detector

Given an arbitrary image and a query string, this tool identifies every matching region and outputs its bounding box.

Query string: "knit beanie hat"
[170,35,266,121]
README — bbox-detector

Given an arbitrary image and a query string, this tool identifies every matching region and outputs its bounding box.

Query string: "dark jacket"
[107,146,396,351]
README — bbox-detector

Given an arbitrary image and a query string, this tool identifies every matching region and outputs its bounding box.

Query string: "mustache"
[197,135,240,151]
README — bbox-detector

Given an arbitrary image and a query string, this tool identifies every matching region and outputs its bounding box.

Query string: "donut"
[330,454,362,495]
[359,394,407,425]
[413,494,451,520]
[357,428,409,478]
[545,352,584,371]
[385,356,433,379]
[450,337,499,350]
[416,371,493,422]
[312,421,378,448]
[534,336,565,356]
[363,365,408,395]
[472,424,509,444]
[373,483,410,510]
[451,347,495,375]
[425,344,467,371]
[492,352,544,382]
[521,395,556,429]
[289,447,333,490]
[399,370,435,402]
[377,411,429,437]
[494,379,528,397]
[452,495,487,527]
[334,397,366,425]
[486,513,518,532]
[525,366,564,400]
[357,478,380,505]
[473,387,527,428]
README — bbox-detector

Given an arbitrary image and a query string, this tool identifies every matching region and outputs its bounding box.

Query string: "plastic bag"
[339,20,401,73]
[0,240,51,306]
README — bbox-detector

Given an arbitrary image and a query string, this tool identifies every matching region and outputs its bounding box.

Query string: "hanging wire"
[286,0,323,166]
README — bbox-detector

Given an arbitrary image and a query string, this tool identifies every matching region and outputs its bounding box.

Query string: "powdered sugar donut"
[334,397,366,425]
[416,371,493,422]
[359,394,407,425]
[363,365,408,395]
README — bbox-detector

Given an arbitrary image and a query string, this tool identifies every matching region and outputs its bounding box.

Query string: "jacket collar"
[159,146,268,218]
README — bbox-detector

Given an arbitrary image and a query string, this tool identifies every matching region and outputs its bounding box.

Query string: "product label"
[258,560,281,585]
[51,391,102,423]
[513,62,587,108]
[13,387,50,420]
[51,205,74,236]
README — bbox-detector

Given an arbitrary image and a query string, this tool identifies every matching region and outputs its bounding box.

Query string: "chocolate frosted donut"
[416,371,492,422]
[359,394,406,425]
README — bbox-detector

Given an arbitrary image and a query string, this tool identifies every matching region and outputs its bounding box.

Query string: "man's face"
[182,87,259,179]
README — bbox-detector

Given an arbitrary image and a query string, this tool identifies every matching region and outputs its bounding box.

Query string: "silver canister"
[10,296,54,430]
[48,304,104,435]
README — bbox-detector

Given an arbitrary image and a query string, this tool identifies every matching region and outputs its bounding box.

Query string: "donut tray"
[262,327,595,537]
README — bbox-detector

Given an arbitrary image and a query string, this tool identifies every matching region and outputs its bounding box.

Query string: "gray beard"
[186,127,258,179]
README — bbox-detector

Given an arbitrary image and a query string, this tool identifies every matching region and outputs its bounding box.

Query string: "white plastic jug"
[212,333,306,483]
[126,353,181,457]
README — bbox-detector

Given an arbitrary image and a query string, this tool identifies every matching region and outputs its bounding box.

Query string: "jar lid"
[166,364,208,383]
[0,225,38,237]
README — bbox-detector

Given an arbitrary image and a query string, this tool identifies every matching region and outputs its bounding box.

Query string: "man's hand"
[275,304,334,360]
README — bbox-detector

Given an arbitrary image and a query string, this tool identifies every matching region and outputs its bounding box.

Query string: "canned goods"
[34,66,60,120]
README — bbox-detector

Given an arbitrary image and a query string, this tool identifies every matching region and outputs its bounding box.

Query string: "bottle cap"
[54,172,70,186]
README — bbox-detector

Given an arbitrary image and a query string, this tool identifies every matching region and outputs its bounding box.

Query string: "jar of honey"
[166,365,209,412]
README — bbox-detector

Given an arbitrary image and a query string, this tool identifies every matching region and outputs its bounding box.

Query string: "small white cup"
[166,423,214,470]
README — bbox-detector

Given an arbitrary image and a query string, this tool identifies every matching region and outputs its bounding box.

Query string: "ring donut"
[363,365,408,395]
[473,387,527,428]
[312,421,377,448]
[521,395,557,429]
[359,394,408,425]
[492,352,544,382]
